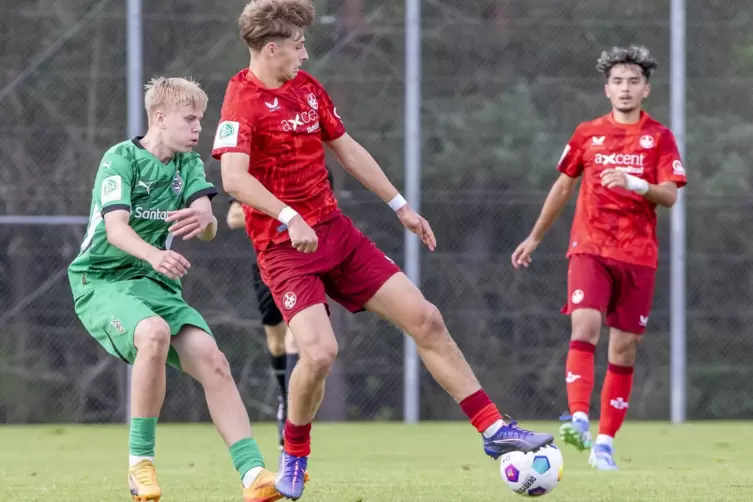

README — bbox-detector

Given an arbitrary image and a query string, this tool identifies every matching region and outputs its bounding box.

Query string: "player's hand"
[397,205,436,251]
[511,236,541,269]
[600,169,628,190]
[147,250,191,280]
[288,215,318,253]
[166,208,217,240]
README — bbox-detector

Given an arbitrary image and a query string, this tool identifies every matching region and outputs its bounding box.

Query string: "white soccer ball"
[499,444,563,497]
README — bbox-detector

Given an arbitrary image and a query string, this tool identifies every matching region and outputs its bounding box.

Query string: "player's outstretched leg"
[364,273,554,458]
[588,328,638,471]
[559,309,600,453]
[171,326,307,502]
[128,317,171,501]
[276,304,335,500]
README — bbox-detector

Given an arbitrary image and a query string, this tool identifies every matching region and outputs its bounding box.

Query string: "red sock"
[459,389,503,433]
[598,363,634,437]
[283,420,311,457]
[566,341,596,416]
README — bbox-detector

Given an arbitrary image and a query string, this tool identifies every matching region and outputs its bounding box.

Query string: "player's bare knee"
[570,309,601,345]
[301,339,338,377]
[608,330,640,366]
[134,317,171,358]
[409,302,447,348]
[205,348,233,383]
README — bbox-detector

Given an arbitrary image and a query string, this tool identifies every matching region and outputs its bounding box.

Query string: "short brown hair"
[239,0,316,52]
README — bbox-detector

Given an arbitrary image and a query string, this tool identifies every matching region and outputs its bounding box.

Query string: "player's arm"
[642,181,677,207]
[601,129,685,208]
[104,210,190,279]
[226,199,245,229]
[326,133,402,206]
[220,153,288,220]
[95,153,156,261]
[327,133,436,250]
[528,173,580,241]
[190,196,217,241]
[600,168,678,207]
[512,132,584,268]
[166,157,218,241]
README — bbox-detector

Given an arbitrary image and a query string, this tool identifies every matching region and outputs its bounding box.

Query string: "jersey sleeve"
[556,125,586,178]
[656,128,687,188]
[311,80,346,142]
[93,152,134,215]
[211,81,254,159]
[183,157,218,207]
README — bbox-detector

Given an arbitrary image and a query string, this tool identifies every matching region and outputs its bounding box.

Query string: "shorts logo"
[571,289,584,304]
[110,317,126,334]
[283,292,297,310]
[639,315,649,326]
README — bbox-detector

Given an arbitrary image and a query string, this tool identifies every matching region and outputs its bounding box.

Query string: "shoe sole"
[559,424,591,452]
[131,495,161,501]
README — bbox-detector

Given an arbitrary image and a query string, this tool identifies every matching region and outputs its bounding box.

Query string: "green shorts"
[73,277,212,370]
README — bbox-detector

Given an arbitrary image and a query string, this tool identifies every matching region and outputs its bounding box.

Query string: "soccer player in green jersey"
[68,77,294,502]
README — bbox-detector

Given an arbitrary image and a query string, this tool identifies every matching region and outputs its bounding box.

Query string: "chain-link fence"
[2,0,753,424]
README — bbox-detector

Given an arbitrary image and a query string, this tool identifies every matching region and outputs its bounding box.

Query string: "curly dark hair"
[596,45,658,80]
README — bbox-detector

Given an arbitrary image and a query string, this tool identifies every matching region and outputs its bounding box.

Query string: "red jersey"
[557,111,687,269]
[211,69,345,251]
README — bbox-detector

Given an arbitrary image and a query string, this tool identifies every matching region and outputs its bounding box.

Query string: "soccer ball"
[499,445,563,497]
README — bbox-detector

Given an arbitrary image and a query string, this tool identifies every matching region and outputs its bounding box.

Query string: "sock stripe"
[569,340,596,353]
[607,363,634,375]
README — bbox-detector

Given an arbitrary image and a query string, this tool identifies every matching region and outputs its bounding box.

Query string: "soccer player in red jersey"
[213,0,553,498]
[511,46,687,471]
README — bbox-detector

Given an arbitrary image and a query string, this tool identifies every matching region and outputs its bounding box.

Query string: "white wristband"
[277,206,299,226]
[388,194,408,211]
[625,174,649,195]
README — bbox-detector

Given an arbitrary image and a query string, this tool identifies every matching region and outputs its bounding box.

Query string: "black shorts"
[251,260,284,326]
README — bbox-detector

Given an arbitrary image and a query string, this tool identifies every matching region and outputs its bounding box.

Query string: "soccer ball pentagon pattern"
[500,444,564,497]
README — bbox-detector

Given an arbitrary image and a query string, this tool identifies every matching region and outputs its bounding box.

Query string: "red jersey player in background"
[512,46,687,471]
[214,0,553,499]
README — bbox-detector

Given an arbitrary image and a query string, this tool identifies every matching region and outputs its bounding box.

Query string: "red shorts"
[256,211,402,324]
[561,254,656,334]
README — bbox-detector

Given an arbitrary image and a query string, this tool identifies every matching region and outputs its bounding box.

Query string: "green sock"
[230,438,265,480]
[129,417,158,458]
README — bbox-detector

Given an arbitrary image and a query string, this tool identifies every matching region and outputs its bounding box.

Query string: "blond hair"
[238,0,315,51]
[144,76,208,116]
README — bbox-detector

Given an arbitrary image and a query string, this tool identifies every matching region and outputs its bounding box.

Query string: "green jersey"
[68,138,217,299]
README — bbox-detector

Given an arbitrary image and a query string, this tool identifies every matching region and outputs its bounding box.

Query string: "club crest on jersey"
[639,135,655,149]
[171,172,184,196]
[307,92,318,110]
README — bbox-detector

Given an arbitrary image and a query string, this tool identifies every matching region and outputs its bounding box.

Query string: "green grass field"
[0,421,750,501]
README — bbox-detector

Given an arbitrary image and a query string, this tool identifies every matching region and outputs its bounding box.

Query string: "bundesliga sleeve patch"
[101,175,122,204]
[213,121,240,149]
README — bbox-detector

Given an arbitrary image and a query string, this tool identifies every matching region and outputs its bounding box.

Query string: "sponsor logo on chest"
[267,91,321,134]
